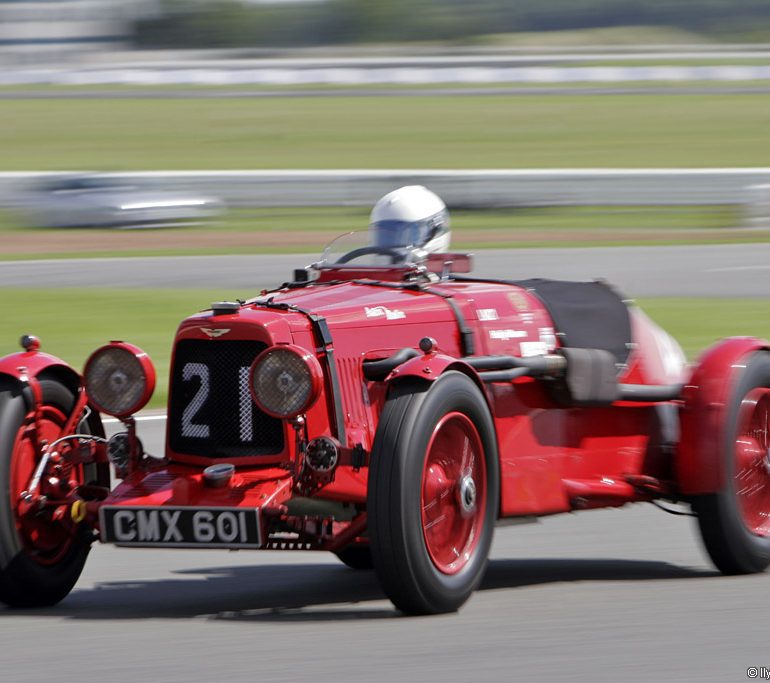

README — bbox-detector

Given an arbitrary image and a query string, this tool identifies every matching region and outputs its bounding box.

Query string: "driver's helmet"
[369,185,450,257]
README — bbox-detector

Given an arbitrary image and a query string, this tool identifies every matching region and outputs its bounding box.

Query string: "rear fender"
[678,337,770,494]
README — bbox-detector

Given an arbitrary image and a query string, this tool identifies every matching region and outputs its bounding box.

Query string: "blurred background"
[2,0,770,384]
[4,0,770,392]
[3,3,770,681]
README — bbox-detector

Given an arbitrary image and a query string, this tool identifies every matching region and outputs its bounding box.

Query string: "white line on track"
[102,414,167,424]
[705,265,770,272]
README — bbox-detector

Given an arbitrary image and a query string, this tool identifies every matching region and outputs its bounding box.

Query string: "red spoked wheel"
[0,379,101,608]
[368,372,499,615]
[734,388,770,537]
[421,412,487,576]
[694,352,770,575]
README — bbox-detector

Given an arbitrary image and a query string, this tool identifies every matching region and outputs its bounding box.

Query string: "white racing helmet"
[369,185,451,257]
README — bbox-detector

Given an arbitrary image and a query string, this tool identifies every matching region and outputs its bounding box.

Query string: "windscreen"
[372,219,433,248]
[318,231,417,268]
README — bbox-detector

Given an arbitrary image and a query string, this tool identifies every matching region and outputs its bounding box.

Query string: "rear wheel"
[693,351,770,574]
[0,378,97,607]
[368,372,499,615]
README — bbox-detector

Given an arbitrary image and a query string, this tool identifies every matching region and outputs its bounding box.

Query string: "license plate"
[99,506,262,548]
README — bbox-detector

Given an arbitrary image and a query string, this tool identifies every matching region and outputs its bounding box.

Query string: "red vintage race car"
[2,239,770,615]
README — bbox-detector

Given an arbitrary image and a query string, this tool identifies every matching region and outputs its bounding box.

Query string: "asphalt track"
[1,418,762,683]
[4,242,770,297]
[2,245,769,682]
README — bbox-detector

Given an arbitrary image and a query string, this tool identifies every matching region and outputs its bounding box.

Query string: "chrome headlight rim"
[249,344,323,419]
[83,341,156,418]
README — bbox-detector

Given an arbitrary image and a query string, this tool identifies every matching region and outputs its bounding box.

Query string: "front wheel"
[692,351,770,574]
[368,372,499,615]
[0,378,98,607]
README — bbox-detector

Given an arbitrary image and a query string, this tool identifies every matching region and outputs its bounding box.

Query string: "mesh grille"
[169,340,285,458]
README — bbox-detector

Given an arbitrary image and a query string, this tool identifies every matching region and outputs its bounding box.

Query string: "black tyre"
[368,372,499,615]
[692,351,770,574]
[334,545,373,570]
[0,378,100,607]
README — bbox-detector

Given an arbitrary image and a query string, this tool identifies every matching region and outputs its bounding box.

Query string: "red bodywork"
[5,264,767,553]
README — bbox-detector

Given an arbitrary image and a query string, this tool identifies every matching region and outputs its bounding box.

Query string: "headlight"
[249,344,322,418]
[83,342,156,418]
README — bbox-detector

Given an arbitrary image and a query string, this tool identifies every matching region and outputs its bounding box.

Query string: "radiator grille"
[168,339,284,458]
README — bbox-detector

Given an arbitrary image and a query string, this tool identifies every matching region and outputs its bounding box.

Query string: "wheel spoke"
[423,514,448,531]
[736,438,762,473]
[460,434,474,476]
[760,401,770,451]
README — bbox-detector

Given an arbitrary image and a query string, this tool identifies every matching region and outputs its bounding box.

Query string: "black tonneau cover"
[514,278,632,366]
[452,275,633,366]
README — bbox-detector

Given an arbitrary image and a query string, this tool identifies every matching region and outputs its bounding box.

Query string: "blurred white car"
[21,175,224,229]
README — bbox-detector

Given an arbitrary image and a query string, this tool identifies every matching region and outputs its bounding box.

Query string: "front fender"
[386,352,486,395]
[677,336,770,495]
[0,348,82,404]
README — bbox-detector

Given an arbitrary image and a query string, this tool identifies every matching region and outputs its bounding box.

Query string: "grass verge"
[2,93,770,170]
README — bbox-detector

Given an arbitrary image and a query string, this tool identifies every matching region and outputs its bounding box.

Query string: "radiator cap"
[203,463,235,488]
[211,301,240,316]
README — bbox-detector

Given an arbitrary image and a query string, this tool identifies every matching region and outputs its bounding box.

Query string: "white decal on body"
[538,327,557,350]
[489,329,527,341]
[365,306,406,321]
[520,341,548,357]
[477,308,499,321]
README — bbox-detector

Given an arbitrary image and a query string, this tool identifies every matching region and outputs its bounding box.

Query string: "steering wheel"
[335,246,406,264]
